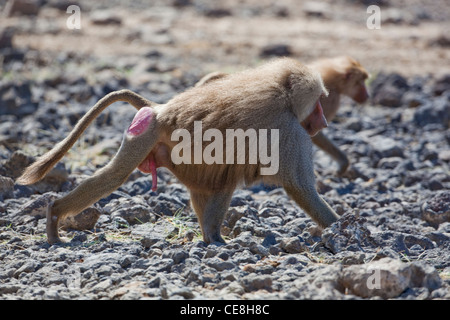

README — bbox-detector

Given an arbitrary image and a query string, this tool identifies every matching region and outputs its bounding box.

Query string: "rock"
[162,248,189,264]
[432,74,450,96]
[340,258,442,299]
[0,80,38,118]
[259,44,292,57]
[345,118,363,131]
[369,136,404,158]
[60,207,102,231]
[119,255,138,269]
[141,237,159,249]
[240,274,273,292]
[377,157,403,169]
[336,252,366,265]
[370,73,409,107]
[438,149,450,162]
[3,0,42,17]
[90,11,122,25]
[303,2,329,18]
[424,179,444,191]
[14,260,43,278]
[199,7,232,18]
[0,27,14,49]
[206,257,236,271]
[421,191,450,228]
[383,8,408,25]
[172,0,192,7]
[270,5,289,17]
[425,231,450,247]
[428,35,450,48]
[280,236,307,253]
[292,265,344,299]
[402,91,427,108]
[80,253,123,272]
[0,284,21,295]
[133,219,177,241]
[0,176,14,200]
[92,279,113,294]
[111,281,147,299]
[221,206,248,236]
[322,212,377,253]
[20,192,59,219]
[403,234,435,251]
[148,193,186,217]
[413,98,450,128]
[0,81,38,118]
[0,151,33,178]
[106,197,153,224]
[374,87,403,107]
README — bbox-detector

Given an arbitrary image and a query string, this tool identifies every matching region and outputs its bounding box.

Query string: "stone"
[60,207,102,231]
[206,257,236,271]
[260,44,292,57]
[322,212,377,253]
[90,11,122,25]
[413,99,449,128]
[370,73,409,107]
[280,236,307,254]
[106,197,153,224]
[240,274,273,292]
[20,193,58,219]
[369,136,404,158]
[339,258,442,299]
[3,0,41,17]
[432,74,450,96]
[200,7,232,18]
[421,191,450,228]
[292,265,344,299]
[0,151,33,178]
[0,27,14,49]
[14,260,42,278]
[0,176,14,200]
[303,2,330,18]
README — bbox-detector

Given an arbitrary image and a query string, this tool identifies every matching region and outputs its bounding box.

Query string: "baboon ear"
[282,70,294,91]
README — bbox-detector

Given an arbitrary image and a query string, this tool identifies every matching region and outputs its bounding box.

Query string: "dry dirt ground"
[2,0,449,78]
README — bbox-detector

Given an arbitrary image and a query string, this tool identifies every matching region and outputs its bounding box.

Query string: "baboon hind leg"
[47,107,159,244]
[311,131,349,175]
[190,190,233,244]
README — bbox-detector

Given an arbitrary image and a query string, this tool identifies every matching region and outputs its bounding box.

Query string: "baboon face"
[342,58,369,103]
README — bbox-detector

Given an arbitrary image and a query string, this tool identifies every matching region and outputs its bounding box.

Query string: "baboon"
[309,56,369,175]
[18,58,340,244]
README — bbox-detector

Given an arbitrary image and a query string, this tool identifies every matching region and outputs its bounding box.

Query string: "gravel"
[0,0,449,301]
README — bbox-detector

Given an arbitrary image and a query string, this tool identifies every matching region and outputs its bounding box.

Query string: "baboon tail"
[16,90,156,185]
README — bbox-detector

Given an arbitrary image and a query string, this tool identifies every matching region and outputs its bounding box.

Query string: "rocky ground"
[0,0,449,300]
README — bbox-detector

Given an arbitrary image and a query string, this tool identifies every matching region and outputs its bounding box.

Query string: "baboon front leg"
[284,185,339,228]
[277,126,340,229]
[281,156,340,228]
[311,131,349,175]
[47,107,159,244]
[190,190,233,244]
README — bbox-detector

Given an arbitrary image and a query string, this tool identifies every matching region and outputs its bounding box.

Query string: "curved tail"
[17,89,156,185]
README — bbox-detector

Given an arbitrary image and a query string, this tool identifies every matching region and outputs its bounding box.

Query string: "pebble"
[0,18,448,299]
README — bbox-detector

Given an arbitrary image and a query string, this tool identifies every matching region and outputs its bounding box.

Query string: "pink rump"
[127,107,154,136]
